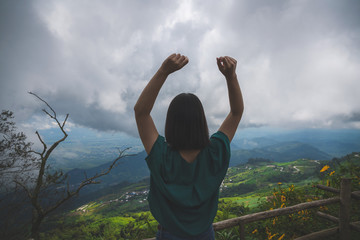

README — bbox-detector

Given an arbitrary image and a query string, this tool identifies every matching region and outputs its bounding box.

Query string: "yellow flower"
[329,171,335,176]
[281,195,286,202]
[320,206,328,211]
[278,234,285,240]
[268,233,278,239]
[320,165,330,172]
[252,229,258,234]
[280,203,286,208]
[278,182,282,185]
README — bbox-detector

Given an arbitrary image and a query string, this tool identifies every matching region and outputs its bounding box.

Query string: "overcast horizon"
[1,0,360,141]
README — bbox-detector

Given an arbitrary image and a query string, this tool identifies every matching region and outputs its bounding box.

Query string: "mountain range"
[66,140,332,191]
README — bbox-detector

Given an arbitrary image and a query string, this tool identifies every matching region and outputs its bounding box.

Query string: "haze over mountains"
[59,128,360,190]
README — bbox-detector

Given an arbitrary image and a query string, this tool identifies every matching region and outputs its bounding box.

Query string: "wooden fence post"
[339,178,351,240]
[239,220,245,240]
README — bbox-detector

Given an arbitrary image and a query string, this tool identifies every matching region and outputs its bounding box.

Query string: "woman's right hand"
[217,56,237,79]
[160,53,189,75]
[217,55,243,142]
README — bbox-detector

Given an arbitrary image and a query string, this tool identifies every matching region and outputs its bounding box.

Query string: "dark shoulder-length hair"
[165,93,210,150]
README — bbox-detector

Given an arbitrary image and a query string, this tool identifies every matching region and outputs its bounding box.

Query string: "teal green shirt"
[145,131,230,237]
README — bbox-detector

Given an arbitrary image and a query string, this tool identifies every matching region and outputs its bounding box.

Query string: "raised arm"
[134,53,189,154]
[217,56,244,142]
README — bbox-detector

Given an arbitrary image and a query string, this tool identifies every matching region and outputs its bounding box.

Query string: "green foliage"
[318,152,360,188]
[216,229,241,240]
[41,211,158,240]
[215,200,249,222]
[248,183,322,239]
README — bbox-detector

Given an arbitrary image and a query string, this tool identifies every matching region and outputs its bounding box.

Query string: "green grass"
[221,194,265,209]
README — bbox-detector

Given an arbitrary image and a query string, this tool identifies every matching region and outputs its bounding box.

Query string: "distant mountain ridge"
[233,128,360,157]
[231,137,279,149]
[230,141,331,166]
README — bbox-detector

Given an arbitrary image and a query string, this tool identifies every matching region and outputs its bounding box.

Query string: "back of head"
[165,93,209,150]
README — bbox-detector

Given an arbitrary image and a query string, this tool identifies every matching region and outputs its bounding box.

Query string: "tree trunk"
[30,210,43,240]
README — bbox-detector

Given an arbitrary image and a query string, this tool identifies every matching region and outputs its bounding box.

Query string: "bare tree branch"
[28,92,57,119]
[14,180,32,200]
[35,131,46,157]
[29,150,42,156]
[44,148,129,215]
[62,114,69,130]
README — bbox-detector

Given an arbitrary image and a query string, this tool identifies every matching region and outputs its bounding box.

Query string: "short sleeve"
[208,131,231,173]
[145,135,166,172]
[211,131,230,148]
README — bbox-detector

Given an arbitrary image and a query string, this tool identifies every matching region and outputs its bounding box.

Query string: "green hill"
[220,158,321,198]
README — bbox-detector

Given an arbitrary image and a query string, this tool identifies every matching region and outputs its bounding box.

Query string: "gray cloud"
[1,0,360,137]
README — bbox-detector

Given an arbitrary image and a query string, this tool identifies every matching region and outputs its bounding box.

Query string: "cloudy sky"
[1,0,360,139]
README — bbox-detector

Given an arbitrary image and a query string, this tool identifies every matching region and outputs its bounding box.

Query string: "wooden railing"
[145,178,360,240]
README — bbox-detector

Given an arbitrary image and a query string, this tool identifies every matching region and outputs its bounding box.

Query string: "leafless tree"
[1,92,127,240]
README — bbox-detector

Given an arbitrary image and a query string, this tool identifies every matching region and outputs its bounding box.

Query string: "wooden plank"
[294,227,338,240]
[316,211,339,223]
[213,197,340,230]
[350,221,360,232]
[316,184,340,194]
[351,191,360,200]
